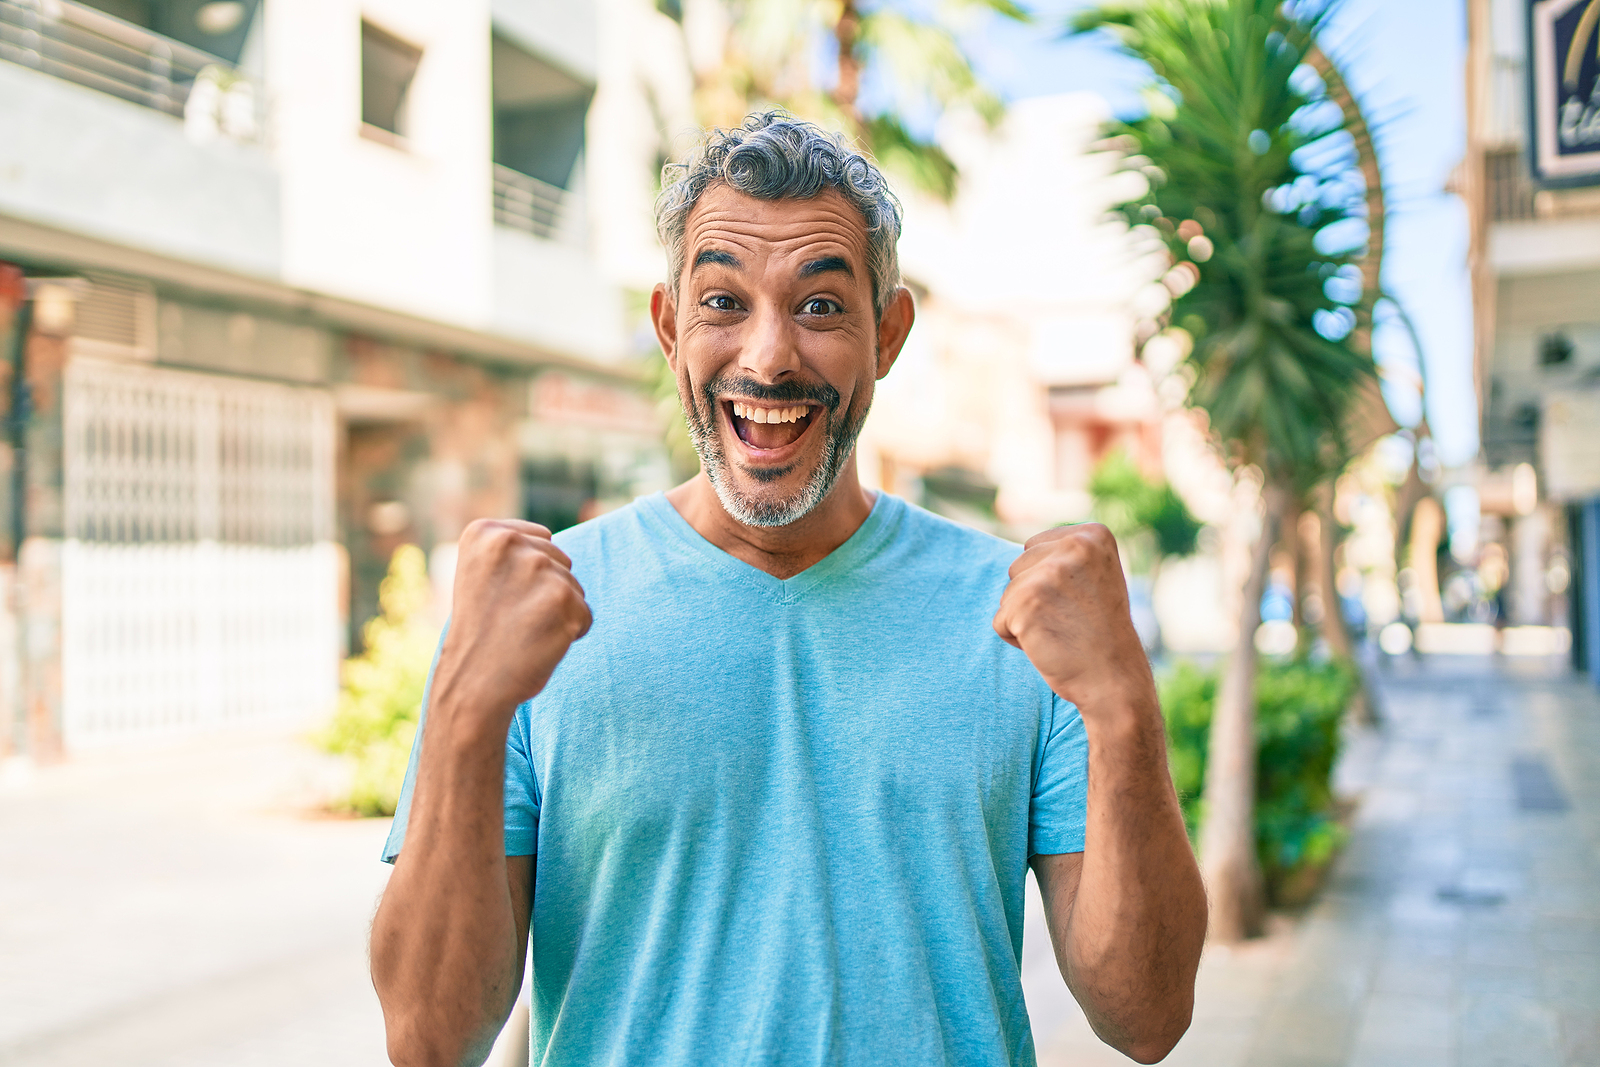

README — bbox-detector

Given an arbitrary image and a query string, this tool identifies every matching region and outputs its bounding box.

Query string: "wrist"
[425,669,520,754]
[1067,676,1165,747]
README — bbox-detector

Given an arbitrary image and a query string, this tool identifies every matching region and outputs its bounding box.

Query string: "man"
[371,112,1206,1067]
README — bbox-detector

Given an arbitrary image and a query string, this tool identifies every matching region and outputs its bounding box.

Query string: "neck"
[664,455,877,580]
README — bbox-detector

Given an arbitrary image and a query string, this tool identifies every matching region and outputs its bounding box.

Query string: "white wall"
[1490,217,1600,274]
[0,62,280,279]
[492,227,627,361]
[586,0,696,292]
[493,0,599,81]
[268,0,495,330]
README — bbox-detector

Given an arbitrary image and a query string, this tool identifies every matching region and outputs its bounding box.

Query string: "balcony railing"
[0,0,237,122]
[1485,148,1537,223]
[493,163,574,243]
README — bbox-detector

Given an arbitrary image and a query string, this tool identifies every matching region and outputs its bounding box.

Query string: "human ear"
[650,283,679,371]
[873,288,916,380]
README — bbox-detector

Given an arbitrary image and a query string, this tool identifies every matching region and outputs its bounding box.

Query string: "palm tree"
[680,0,1026,198]
[1073,0,1379,941]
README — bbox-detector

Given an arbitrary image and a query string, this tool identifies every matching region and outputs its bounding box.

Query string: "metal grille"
[1486,148,1537,222]
[62,359,340,746]
[71,273,155,359]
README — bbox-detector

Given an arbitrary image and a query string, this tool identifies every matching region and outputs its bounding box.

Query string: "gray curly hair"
[654,110,904,319]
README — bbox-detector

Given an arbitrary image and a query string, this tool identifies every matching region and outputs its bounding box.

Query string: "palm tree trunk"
[1316,485,1378,724]
[1198,480,1284,942]
[1314,487,1353,660]
[1284,498,1304,633]
[832,0,863,129]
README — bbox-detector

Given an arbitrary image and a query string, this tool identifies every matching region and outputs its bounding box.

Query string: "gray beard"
[682,379,868,529]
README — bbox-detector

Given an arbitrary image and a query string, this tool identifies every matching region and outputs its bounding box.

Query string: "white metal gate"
[62,359,340,746]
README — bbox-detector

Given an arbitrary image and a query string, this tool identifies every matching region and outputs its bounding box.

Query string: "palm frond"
[1080,0,1378,486]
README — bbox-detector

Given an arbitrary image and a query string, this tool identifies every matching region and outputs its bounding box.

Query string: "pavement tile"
[1372,958,1455,996]
[1537,953,1600,1009]
[1556,1009,1600,1066]
[1455,963,1541,998]
[1457,993,1561,1047]
[1535,926,1600,954]
[1247,1006,1358,1062]
[1380,932,1461,963]
[1463,929,1542,967]
[1457,1045,1563,1067]
[1346,1042,1455,1067]
[1354,993,1454,1048]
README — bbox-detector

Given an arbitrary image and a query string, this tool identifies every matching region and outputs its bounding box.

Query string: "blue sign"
[1530,0,1600,186]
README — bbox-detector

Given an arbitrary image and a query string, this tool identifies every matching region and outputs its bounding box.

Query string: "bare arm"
[370,519,590,1067]
[996,524,1206,1063]
[1029,684,1205,1060]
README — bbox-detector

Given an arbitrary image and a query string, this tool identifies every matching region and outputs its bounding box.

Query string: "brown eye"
[804,299,839,315]
[705,296,738,311]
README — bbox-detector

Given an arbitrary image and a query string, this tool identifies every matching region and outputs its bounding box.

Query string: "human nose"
[735,302,804,384]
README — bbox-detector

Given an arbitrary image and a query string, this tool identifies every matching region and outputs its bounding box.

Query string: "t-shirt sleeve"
[502,704,540,856]
[381,630,542,862]
[1029,693,1089,856]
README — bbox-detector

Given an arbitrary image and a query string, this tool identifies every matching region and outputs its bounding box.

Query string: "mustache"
[702,374,841,413]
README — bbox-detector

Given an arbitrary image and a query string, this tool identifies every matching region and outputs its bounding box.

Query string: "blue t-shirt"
[384,492,1089,1066]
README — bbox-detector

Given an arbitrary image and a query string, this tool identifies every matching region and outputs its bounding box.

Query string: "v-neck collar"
[637,490,901,602]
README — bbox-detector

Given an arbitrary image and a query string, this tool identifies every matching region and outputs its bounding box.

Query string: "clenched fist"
[431,518,592,732]
[993,523,1153,724]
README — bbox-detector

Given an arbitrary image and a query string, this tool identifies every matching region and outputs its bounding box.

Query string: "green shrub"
[1158,656,1354,904]
[1089,452,1202,572]
[319,544,439,816]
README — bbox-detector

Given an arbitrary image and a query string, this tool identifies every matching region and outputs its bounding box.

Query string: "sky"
[945,0,1480,467]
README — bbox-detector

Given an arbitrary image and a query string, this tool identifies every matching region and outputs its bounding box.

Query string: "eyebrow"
[691,248,741,273]
[798,256,852,280]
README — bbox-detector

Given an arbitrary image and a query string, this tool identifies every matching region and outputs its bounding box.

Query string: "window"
[361,20,421,141]
[491,34,592,189]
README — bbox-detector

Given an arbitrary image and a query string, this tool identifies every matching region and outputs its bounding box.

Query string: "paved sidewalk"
[1025,654,1600,1067]
[0,732,395,1067]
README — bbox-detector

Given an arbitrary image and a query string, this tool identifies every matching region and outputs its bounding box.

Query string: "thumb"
[992,597,1022,650]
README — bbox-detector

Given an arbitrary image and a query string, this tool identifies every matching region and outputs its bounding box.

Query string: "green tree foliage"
[1088,451,1202,571]
[690,0,1027,199]
[1159,657,1352,904]
[319,545,439,817]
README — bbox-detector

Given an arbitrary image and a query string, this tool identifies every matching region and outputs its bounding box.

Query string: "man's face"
[653,184,906,528]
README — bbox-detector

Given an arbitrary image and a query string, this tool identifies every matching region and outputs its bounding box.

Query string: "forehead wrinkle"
[681,189,870,283]
[686,229,865,293]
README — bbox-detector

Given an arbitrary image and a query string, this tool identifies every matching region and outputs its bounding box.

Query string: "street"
[1,654,1595,1067]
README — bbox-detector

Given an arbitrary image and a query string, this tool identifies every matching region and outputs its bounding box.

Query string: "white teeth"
[731,402,809,424]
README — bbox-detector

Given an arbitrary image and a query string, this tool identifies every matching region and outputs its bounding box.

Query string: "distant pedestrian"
[370,111,1206,1067]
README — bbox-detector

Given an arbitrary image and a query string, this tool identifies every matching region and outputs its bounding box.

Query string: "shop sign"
[529,372,656,431]
[1530,0,1600,186]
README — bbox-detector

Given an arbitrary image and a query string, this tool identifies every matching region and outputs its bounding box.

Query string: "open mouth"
[723,399,820,455]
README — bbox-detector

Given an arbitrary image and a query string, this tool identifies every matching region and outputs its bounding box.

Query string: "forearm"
[1058,685,1207,1062]
[371,686,527,1067]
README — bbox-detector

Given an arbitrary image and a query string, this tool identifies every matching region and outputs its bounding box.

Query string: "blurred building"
[860,95,1238,651]
[1463,0,1600,682]
[0,0,672,761]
